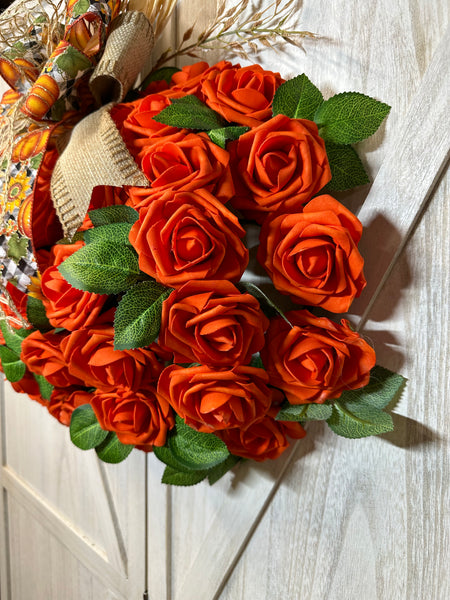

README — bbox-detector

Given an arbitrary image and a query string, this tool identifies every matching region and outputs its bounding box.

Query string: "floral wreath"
[0,0,405,487]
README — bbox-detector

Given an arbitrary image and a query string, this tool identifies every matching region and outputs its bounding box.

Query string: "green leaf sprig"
[275,365,405,439]
[272,74,390,191]
[154,416,240,486]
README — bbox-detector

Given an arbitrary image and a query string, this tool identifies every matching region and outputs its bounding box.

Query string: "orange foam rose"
[201,64,284,127]
[158,364,273,433]
[218,410,306,461]
[91,386,174,447]
[128,188,248,287]
[258,195,366,313]
[261,310,376,404]
[230,114,331,221]
[159,280,268,366]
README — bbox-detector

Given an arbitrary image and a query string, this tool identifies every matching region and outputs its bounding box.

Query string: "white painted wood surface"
[1,1,449,599]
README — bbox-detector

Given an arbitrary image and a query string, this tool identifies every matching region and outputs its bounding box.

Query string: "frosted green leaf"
[314,92,391,144]
[32,374,53,400]
[276,402,333,422]
[162,465,207,486]
[0,346,26,382]
[0,321,32,354]
[323,142,370,191]
[273,74,324,121]
[114,281,172,350]
[26,296,51,331]
[153,95,226,130]
[89,205,139,227]
[95,432,134,463]
[70,405,108,450]
[327,402,393,439]
[338,365,406,409]
[168,416,230,471]
[58,241,141,294]
[84,222,133,246]
[208,126,249,148]
[154,445,196,473]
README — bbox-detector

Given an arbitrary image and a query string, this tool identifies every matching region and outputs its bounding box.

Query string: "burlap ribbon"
[51,10,153,237]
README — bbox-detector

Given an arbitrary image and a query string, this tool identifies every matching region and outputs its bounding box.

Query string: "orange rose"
[21,330,84,388]
[261,310,376,404]
[48,387,93,426]
[159,280,269,366]
[91,386,174,447]
[129,188,248,287]
[201,64,284,127]
[135,131,234,203]
[42,241,110,331]
[111,94,181,157]
[218,411,306,461]
[157,364,273,433]
[258,195,366,312]
[163,60,234,98]
[230,115,331,222]
[61,325,164,391]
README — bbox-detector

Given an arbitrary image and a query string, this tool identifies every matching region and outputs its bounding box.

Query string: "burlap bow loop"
[51,9,154,237]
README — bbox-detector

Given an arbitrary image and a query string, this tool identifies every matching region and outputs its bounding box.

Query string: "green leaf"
[155,443,239,486]
[314,92,391,144]
[32,374,53,400]
[26,296,51,331]
[168,415,230,471]
[95,432,134,463]
[153,444,197,473]
[250,353,264,369]
[55,45,92,79]
[153,95,227,131]
[237,282,293,327]
[0,346,26,382]
[323,142,370,192]
[327,401,394,439]
[336,365,406,410]
[58,241,141,294]
[140,66,180,90]
[71,0,90,17]
[114,282,172,350]
[29,152,43,170]
[84,222,133,246]
[89,205,139,227]
[207,455,240,485]
[161,465,207,486]
[276,402,333,422]
[0,321,32,354]
[6,233,29,262]
[70,404,109,450]
[208,126,249,148]
[272,74,324,121]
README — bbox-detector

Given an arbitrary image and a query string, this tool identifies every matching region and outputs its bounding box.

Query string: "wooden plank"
[169,7,449,600]
[217,155,450,600]
[351,24,450,326]
[0,380,11,600]
[1,465,129,598]
[146,457,171,600]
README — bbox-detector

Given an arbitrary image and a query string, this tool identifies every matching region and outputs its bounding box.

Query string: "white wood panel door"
[1,1,449,600]
[0,389,147,599]
[145,1,450,600]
